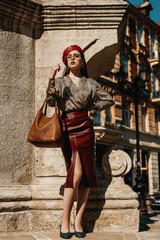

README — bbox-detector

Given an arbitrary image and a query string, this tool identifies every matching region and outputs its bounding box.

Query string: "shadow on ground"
[139,211,160,231]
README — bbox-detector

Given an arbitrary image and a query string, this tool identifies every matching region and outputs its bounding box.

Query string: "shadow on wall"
[0,0,43,39]
[83,175,112,233]
[83,143,112,232]
[82,144,112,232]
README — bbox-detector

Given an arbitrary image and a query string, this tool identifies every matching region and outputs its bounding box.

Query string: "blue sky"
[127,0,160,23]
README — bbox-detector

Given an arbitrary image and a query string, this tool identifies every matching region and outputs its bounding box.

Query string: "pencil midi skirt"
[61,110,97,188]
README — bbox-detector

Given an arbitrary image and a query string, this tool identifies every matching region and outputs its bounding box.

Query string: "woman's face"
[66,50,83,71]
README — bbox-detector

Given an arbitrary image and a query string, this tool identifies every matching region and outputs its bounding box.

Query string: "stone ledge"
[0,199,138,212]
[41,0,128,7]
[0,184,138,201]
[0,185,31,202]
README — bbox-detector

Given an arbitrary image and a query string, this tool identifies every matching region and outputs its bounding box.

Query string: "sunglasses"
[67,54,81,60]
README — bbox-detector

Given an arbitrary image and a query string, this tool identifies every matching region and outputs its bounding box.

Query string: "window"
[158,39,160,59]
[155,112,159,134]
[106,108,111,122]
[139,63,143,72]
[141,108,146,131]
[141,151,149,193]
[121,54,128,73]
[93,111,100,126]
[150,34,155,58]
[123,103,130,127]
[145,28,149,56]
[141,151,148,170]
[137,24,143,44]
[152,71,156,91]
[129,17,136,49]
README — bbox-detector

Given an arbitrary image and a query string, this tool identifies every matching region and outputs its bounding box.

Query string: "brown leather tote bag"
[27,101,63,148]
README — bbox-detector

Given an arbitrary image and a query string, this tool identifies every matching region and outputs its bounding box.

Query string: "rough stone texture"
[0,31,35,184]
[83,177,139,232]
[35,147,66,177]
[83,209,139,232]
[0,211,32,233]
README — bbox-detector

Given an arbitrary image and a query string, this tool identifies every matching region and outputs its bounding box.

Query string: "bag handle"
[41,101,61,119]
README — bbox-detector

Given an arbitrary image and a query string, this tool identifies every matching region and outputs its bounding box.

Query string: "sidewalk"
[0,231,141,240]
[0,211,160,240]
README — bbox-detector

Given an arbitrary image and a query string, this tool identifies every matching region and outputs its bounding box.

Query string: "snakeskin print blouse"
[46,75,114,112]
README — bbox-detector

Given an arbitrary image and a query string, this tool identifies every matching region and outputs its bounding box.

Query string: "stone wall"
[0,31,35,184]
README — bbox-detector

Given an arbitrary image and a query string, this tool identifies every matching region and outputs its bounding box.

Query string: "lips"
[71,61,75,64]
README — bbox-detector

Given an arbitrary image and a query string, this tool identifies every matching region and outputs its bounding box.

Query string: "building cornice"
[41,1,128,30]
[0,0,129,38]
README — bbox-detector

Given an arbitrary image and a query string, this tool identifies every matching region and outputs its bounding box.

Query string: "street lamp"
[116,66,150,217]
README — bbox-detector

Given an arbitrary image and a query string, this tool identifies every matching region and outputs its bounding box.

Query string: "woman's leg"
[61,152,82,233]
[75,188,89,232]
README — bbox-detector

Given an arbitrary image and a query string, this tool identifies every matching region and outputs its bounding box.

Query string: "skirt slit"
[73,151,83,188]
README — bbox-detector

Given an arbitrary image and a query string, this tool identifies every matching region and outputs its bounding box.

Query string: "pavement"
[0,209,160,240]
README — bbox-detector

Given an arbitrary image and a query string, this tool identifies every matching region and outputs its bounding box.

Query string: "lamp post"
[116,66,150,217]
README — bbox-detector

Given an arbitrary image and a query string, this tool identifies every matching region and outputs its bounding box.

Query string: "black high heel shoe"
[60,225,71,239]
[74,226,86,238]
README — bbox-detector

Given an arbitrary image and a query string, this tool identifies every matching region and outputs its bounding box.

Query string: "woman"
[46,45,114,239]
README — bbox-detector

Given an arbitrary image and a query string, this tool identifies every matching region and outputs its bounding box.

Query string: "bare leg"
[75,188,89,232]
[61,152,82,233]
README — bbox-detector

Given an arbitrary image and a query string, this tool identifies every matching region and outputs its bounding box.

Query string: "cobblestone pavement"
[0,210,160,240]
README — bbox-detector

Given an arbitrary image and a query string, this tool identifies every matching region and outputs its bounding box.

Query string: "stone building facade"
[0,0,141,233]
[94,0,160,196]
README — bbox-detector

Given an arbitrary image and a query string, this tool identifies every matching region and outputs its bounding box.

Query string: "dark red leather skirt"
[61,110,97,188]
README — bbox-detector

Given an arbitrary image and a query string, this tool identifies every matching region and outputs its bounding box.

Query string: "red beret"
[62,45,84,65]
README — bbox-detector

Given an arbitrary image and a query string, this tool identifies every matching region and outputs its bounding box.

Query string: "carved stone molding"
[102,149,132,177]
[41,0,128,30]
[0,0,42,38]
[0,0,128,39]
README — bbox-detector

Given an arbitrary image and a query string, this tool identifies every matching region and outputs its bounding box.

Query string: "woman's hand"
[49,64,61,79]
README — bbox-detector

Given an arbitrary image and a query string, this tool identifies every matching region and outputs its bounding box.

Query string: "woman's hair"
[62,51,88,78]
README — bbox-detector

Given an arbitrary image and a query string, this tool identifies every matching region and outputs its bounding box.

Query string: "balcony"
[136,43,147,64]
[152,90,160,104]
[92,110,122,144]
[149,50,160,73]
